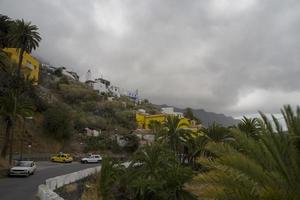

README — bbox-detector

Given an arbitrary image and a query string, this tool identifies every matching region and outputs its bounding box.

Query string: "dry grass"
[81,176,101,200]
[64,183,78,193]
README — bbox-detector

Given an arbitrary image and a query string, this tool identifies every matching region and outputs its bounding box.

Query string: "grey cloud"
[1,0,300,117]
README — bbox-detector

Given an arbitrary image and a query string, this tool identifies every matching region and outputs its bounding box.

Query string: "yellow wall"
[136,113,193,130]
[136,113,166,129]
[3,48,40,85]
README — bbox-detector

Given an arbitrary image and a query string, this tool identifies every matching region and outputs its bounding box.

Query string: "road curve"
[0,161,100,200]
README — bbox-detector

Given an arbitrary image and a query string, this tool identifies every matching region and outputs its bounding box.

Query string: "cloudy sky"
[1,0,300,117]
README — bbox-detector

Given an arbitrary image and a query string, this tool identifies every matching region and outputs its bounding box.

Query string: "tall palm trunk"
[17,48,25,78]
[0,118,12,158]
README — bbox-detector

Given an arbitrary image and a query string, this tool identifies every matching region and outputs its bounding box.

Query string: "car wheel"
[26,172,30,177]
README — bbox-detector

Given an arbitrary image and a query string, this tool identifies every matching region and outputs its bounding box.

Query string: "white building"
[84,128,100,137]
[109,85,121,97]
[93,80,109,94]
[161,107,184,118]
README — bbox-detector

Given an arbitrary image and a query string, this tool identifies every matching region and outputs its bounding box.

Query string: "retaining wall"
[37,166,101,200]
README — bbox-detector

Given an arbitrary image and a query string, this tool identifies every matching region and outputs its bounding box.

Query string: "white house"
[161,107,184,118]
[93,80,109,94]
[109,85,121,97]
[84,128,100,137]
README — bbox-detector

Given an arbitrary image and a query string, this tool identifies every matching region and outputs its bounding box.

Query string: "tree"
[205,122,233,143]
[148,120,163,135]
[159,115,189,152]
[0,14,12,48]
[128,144,197,200]
[122,133,139,153]
[238,116,260,139]
[98,157,124,200]
[0,91,33,160]
[181,133,208,169]
[0,59,33,162]
[8,19,41,77]
[196,106,300,200]
[43,104,73,142]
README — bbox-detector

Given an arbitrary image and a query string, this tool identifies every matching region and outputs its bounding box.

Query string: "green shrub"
[74,113,107,131]
[43,104,73,141]
[58,83,100,104]
[121,134,139,153]
[84,135,111,152]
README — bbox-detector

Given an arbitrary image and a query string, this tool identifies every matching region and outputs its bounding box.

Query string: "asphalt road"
[0,161,100,200]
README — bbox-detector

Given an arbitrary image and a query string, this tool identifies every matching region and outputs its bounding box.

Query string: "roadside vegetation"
[96,106,300,199]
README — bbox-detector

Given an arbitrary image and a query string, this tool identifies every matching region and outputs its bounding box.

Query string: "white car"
[9,161,37,177]
[81,154,102,163]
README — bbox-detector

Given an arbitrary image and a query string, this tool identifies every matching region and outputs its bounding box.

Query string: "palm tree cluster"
[196,105,300,200]
[0,14,41,163]
[99,144,197,200]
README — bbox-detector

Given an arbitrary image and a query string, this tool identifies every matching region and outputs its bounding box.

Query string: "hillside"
[0,64,160,157]
[158,105,238,127]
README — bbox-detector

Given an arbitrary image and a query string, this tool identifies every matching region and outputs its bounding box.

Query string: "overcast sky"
[1,0,300,117]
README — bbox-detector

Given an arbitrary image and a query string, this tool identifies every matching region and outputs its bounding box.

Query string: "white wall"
[37,166,101,200]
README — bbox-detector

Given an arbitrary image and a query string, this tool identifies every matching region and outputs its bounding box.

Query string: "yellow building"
[3,48,40,85]
[136,113,166,129]
[136,112,196,130]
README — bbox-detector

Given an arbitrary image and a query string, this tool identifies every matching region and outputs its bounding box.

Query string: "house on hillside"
[136,108,201,133]
[161,107,184,118]
[109,85,121,97]
[83,128,100,137]
[93,78,109,94]
[3,48,40,85]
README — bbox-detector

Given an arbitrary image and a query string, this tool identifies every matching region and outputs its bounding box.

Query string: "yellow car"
[51,153,73,163]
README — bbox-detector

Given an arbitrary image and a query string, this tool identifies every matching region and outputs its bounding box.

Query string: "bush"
[122,134,139,153]
[43,104,73,141]
[84,135,111,152]
[74,113,107,131]
[58,83,100,104]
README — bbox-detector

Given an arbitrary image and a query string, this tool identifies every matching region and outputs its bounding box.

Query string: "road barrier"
[37,166,101,200]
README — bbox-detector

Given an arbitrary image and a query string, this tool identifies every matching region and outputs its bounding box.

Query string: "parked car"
[51,153,73,163]
[81,154,102,163]
[9,161,36,177]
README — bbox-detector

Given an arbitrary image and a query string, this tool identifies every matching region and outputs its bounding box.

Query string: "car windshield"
[16,161,32,167]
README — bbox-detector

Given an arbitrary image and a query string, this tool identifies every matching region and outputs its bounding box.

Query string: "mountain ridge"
[157,104,239,127]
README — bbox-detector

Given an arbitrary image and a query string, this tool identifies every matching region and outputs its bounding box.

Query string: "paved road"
[0,161,100,200]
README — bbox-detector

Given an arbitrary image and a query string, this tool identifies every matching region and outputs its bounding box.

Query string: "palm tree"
[98,157,124,200]
[0,62,33,162]
[128,144,197,200]
[0,14,12,48]
[8,19,41,77]
[181,133,208,168]
[159,115,189,152]
[0,50,11,72]
[196,106,300,200]
[148,120,163,135]
[238,116,260,139]
[205,122,233,143]
[0,91,33,162]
